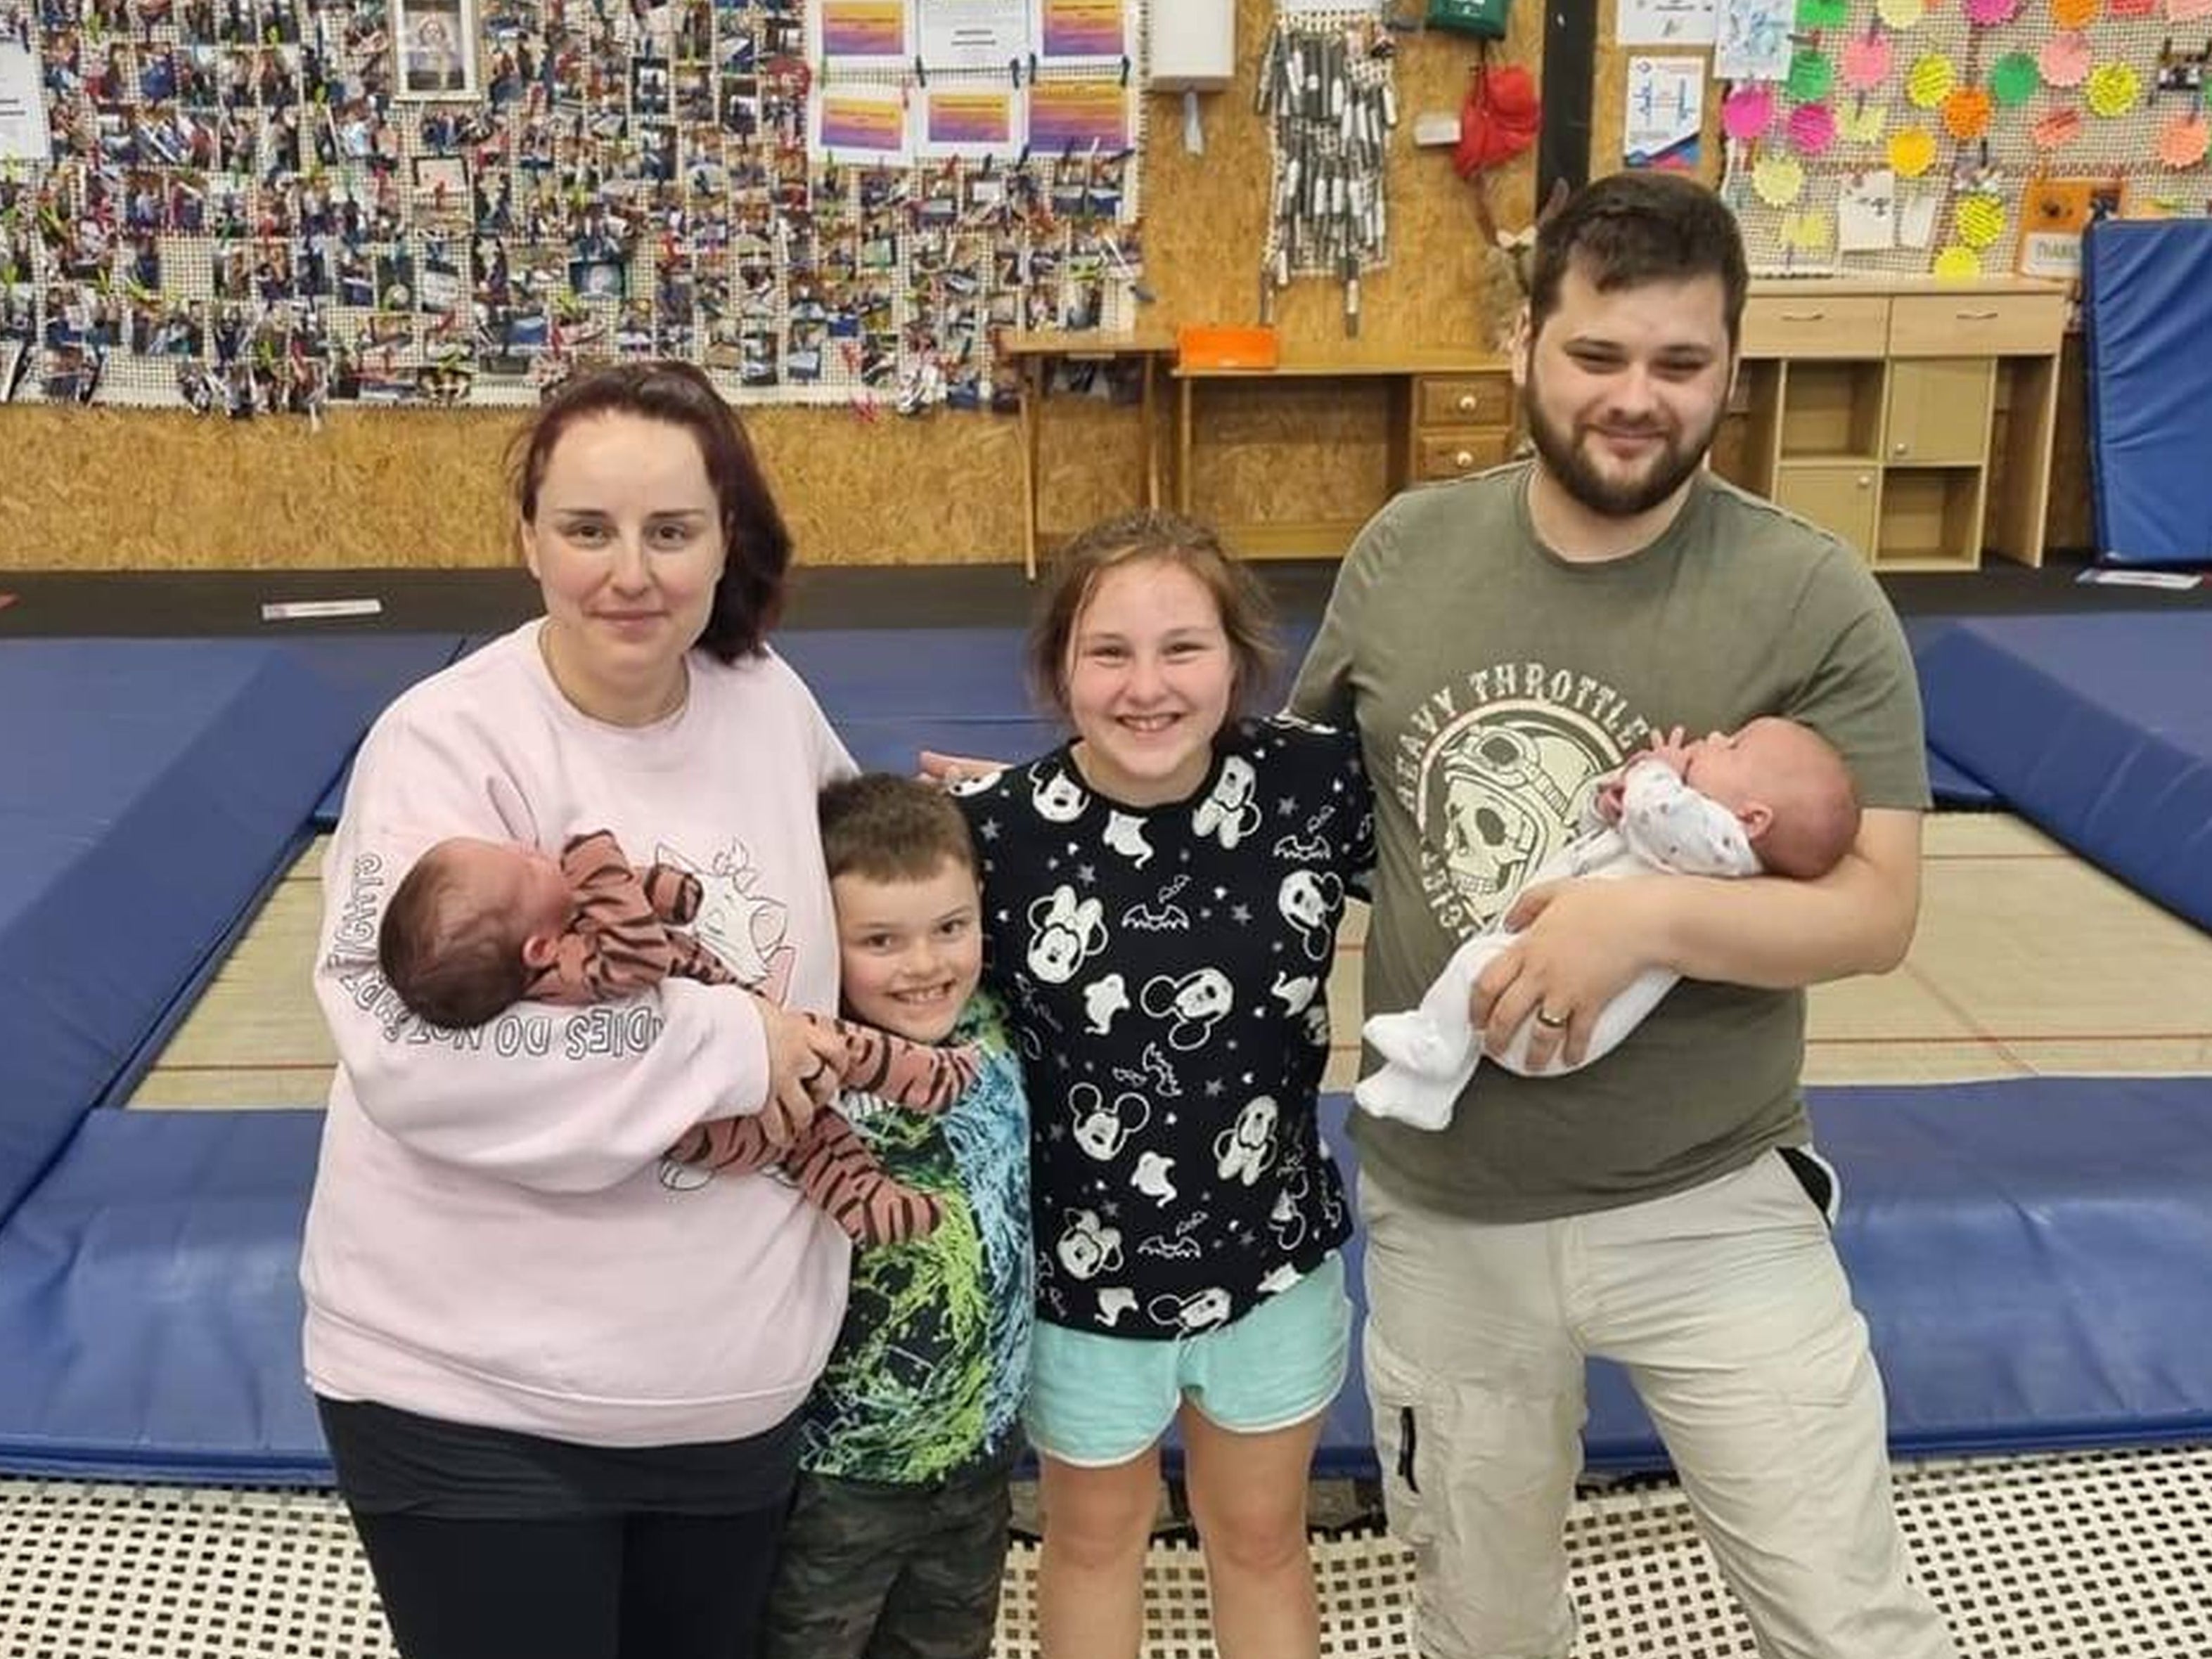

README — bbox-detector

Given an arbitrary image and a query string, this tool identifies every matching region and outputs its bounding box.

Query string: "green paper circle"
[1797,0,1851,25]
[1788,49,1836,103]
[1989,52,2040,108]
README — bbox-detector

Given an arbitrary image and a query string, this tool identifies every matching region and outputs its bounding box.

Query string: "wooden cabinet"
[1172,350,1515,557]
[1721,276,2066,571]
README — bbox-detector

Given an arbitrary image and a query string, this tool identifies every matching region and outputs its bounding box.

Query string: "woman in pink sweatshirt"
[302,362,854,1659]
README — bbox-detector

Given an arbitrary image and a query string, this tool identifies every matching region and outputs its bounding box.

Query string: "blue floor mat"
[1915,614,2212,928]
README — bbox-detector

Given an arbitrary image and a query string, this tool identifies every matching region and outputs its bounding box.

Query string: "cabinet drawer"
[1740,295,1891,359]
[1416,430,1512,481]
[1887,292,2064,356]
[1415,375,1512,429]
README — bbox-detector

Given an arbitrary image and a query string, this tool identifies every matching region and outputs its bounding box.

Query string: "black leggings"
[351,1505,788,1659]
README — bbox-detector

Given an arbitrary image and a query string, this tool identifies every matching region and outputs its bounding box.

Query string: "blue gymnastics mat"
[10,1076,2208,1485]
[0,636,468,1221]
[1313,1076,2212,1478]
[1915,614,2212,930]
[2083,219,2212,567]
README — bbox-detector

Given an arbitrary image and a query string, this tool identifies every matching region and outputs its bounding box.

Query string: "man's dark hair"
[1526,172,1749,351]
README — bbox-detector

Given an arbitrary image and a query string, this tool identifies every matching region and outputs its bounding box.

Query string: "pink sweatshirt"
[302,622,855,1447]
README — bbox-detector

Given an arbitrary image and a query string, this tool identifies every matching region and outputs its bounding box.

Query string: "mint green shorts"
[1024,1254,1351,1468]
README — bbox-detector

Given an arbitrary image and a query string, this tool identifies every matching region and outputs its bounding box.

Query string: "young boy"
[761,774,1033,1659]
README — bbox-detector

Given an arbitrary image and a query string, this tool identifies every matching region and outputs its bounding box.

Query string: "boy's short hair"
[820,774,979,886]
[379,843,531,1028]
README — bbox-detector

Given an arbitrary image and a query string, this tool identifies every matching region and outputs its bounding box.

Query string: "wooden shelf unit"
[1716,276,2068,571]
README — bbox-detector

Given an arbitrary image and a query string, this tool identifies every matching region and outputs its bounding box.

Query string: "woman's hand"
[918,749,1008,787]
[752,996,846,1149]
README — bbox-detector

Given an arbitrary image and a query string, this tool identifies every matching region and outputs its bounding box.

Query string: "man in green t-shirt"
[1291,173,1957,1659]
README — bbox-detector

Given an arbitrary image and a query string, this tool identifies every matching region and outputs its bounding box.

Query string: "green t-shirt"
[1291,462,1930,1222]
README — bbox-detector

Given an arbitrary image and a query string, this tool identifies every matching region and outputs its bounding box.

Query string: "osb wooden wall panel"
[2,0,1543,573]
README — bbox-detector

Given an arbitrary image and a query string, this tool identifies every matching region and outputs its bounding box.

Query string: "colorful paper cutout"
[1955,192,2007,247]
[1934,245,1983,279]
[2050,0,2099,25]
[1723,84,1777,139]
[2031,104,2085,148]
[1878,0,1927,25]
[1988,53,2042,106]
[2085,61,2142,116]
[2159,112,2211,167]
[1788,49,1837,102]
[1965,0,2022,19]
[2171,0,2212,21]
[1839,99,1891,141]
[1797,0,1851,22]
[1781,209,1834,249]
[1889,125,1938,175]
[1943,86,1993,138]
[1906,53,1957,107]
[1789,102,1839,153]
[2038,32,2092,86]
[1841,34,1893,89]
[1754,153,1808,205]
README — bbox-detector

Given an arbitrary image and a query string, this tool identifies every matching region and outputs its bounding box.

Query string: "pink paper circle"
[1788,103,1839,155]
[1723,85,1777,140]
[2039,32,2092,87]
[1841,34,1893,89]
[1965,0,2020,22]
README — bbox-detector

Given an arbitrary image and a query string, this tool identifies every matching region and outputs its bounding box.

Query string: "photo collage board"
[0,0,1149,413]
[1713,0,2212,280]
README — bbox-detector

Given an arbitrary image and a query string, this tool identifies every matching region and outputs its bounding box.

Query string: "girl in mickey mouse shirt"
[944,510,1372,1659]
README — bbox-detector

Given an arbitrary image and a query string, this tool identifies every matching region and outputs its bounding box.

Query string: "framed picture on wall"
[392,0,478,101]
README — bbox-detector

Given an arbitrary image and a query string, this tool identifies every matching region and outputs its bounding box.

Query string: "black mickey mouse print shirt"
[952,716,1375,1341]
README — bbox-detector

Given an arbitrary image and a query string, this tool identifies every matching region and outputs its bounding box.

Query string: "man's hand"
[1468,877,1667,1071]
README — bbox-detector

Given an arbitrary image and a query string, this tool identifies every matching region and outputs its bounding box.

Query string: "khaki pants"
[1360,1152,1957,1659]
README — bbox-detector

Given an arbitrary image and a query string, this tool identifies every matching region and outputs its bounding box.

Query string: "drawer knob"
[1856,474,1873,489]
[1454,449,1475,470]
[1779,309,1825,321]
[1455,393,1479,413]
[1956,309,1998,321]
[1893,441,1909,456]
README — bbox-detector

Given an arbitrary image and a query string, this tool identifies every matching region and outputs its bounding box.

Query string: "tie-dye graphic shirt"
[797,995,1033,1485]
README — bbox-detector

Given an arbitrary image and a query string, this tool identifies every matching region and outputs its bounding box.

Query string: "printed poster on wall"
[814,0,912,70]
[0,41,51,160]
[916,86,1026,159]
[1624,56,1704,170]
[1715,0,1792,82]
[1034,0,1138,67]
[1617,0,1718,47]
[811,82,914,164]
[918,0,1031,70]
[1027,77,1130,150]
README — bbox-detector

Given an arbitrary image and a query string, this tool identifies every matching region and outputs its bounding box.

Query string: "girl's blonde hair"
[1026,510,1280,725]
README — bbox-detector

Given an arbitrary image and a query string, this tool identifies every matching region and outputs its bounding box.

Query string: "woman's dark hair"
[510,361,791,661]
[1027,509,1280,726]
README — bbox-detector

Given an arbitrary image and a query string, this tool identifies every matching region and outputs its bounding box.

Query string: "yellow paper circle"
[2159,113,2211,169]
[2050,0,2098,26]
[1754,154,1808,206]
[1934,246,1983,280]
[1907,55,1957,108]
[1955,193,2007,248]
[1879,0,1927,25]
[1888,127,1938,177]
[1838,101,1891,143]
[1782,210,1834,251]
[2085,62,2142,118]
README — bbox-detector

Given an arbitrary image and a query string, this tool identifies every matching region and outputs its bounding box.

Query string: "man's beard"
[1524,386,1719,519]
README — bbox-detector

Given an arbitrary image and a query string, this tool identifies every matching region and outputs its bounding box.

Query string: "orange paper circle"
[2159,113,2211,168]
[2050,0,2098,25]
[1889,126,1939,176]
[1943,87,1993,138]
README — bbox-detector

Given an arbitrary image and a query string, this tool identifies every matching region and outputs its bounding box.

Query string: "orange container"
[1176,323,1280,370]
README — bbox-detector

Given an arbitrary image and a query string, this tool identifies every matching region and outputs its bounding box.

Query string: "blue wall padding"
[2083,218,2212,567]
[0,1109,329,1483]
[0,643,349,1220]
[1915,614,2212,930]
